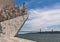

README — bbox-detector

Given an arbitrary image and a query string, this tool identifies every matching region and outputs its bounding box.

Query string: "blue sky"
[16,0,60,9]
[15,0,60,33]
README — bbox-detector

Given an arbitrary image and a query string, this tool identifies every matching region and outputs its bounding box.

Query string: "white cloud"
[24,8,60,31]
[20,3,60,34]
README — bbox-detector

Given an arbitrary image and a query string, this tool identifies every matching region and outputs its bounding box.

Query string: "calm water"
[16,33,60,42]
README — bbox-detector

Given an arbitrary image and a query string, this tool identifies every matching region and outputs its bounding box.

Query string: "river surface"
[16,33,60,42]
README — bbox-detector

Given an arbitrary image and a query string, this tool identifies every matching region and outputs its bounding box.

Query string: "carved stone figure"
[0,0,28,37]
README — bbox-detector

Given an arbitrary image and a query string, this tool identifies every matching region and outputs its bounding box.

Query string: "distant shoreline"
[37,31,60,34]
[19,31,60,34]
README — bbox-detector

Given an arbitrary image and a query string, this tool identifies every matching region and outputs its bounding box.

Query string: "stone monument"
[0,0,36,42]
[0,0,28,37]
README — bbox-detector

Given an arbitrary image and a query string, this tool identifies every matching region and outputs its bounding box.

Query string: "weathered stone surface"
[0,7,21,22]
[0,15,28,37]
[0,0,34,42]
[0,0,28,37]
[0,0,15,9]
[0,37,36,42]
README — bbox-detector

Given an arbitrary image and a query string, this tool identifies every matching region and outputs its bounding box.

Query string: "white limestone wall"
[0,0,15,10]
[0,15,28,37]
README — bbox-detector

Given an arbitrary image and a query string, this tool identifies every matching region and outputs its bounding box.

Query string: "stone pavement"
[0,37,36,42]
